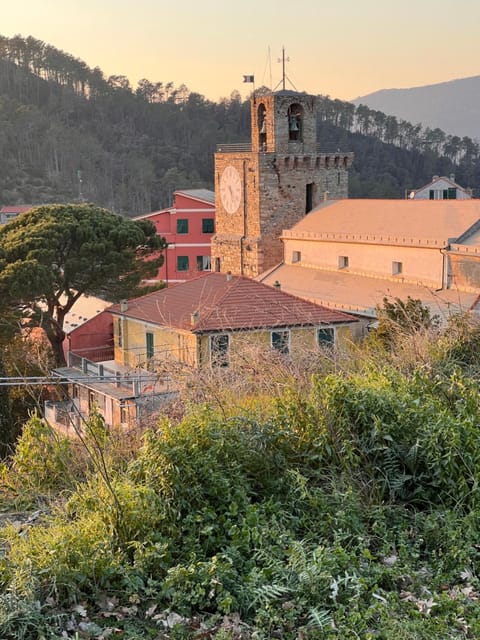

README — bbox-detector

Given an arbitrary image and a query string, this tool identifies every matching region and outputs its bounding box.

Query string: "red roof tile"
[0,205,33,214]
[110,273,357,332]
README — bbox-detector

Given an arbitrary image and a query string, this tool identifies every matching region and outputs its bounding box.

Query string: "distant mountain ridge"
[353,75,480,140]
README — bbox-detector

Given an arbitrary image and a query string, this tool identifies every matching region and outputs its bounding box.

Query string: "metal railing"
[215,142,353,155]
[67,352,157,393]
[216,143,252,153]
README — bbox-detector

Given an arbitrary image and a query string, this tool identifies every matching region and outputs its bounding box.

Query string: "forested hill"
[1,34,479,215]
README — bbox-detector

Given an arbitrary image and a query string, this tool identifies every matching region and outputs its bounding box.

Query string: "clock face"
[219,165,242,213]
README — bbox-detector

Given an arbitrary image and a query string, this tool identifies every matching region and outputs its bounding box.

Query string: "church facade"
[211,90,353,277]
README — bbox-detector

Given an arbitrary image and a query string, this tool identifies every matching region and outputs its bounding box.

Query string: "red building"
[0,205,33,224]
[134,189,215,285]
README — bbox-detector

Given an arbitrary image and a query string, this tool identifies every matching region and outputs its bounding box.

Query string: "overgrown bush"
[3,314,480,637]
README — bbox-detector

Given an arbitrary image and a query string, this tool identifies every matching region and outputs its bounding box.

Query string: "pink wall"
[65,310,114,362]
[140,191,215,285]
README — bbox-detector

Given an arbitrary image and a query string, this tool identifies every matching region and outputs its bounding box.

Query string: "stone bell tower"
[211,90,353,278]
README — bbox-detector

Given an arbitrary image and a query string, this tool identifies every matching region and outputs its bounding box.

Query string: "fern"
[251,583,291,606]
[307,607,332,629]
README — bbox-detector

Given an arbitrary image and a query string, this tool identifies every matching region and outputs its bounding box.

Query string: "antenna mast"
[273,47,298,92]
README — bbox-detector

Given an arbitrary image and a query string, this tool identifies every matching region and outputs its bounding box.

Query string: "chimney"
[190,310,199,326]
[273,280,281,290]
[450,173,455,182]
[226,271,232,282]
[120,299,128,312]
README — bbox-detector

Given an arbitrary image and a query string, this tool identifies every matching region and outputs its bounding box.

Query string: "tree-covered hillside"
[1,34,479,215]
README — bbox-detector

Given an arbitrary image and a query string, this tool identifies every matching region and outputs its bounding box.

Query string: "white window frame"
[317,326,336,348]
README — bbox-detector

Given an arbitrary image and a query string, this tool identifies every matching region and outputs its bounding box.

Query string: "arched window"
[287,103,304,141]
[257,103,267,150]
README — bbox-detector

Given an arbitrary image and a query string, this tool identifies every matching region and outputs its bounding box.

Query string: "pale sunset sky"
[2,0,479,101]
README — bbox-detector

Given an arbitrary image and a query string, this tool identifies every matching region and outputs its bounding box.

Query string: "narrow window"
[202,218,215,233]
[210,334,229,367]
[176,219,189,234]
[318,327,335,348]
[258,103,267,149]
[338,256,349,269]
[117,318,123,348]
[305,183,313,213]
[146,331,154,359]
[120,404,128,424]
[177,256,189,271]
[392,261,403,276]
[271,330,290,355]
[215,257,221,272]
[292,250,301,263]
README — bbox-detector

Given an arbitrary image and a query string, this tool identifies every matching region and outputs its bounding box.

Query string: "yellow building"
[46,273,359,434]
[110,272,360,369]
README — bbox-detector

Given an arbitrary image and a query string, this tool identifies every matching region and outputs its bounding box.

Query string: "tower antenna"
[273,47,298,91]
[268,45,272,90]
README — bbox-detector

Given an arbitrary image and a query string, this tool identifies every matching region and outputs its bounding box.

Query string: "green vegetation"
[2,310,480,638]
[0,34,478,212]
[0,203,166,366]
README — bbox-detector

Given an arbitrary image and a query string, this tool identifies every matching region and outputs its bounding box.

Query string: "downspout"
[241,159,247,275]
[438,246,449,291]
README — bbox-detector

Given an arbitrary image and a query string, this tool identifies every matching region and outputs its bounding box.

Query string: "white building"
[410,175,472,200]
[260,199,480,323]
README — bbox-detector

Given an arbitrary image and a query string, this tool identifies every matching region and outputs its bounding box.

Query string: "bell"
[289,116,299,132]
[259,120,267,134]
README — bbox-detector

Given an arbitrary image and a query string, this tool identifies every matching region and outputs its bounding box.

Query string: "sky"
[2,0,480,102]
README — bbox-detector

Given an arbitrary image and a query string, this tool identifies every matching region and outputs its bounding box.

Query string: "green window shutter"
[146,332,154,359]
[176,219,189,234]
[177,256,189,271]
[202,218,214,233]
[448,187,456,199]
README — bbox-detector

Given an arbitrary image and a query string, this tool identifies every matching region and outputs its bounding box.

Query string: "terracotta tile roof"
[286,199,480,245]
[109,273,357,332]
[260,264,479,322]
[0,205,33,214]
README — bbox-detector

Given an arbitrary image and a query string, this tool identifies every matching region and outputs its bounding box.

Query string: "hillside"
[353,75,480,141]
[0,34,479,214]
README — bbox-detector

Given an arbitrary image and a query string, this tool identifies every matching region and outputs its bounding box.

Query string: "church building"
[211,90,353,277]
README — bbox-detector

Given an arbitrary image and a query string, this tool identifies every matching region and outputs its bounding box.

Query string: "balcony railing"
[216,143,252,153]
[66,352,158,394]
[215,142,353,155]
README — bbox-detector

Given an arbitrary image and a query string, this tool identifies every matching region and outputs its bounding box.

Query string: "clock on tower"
[211,90,353,278]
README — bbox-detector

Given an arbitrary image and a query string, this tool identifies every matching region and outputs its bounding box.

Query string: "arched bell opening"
[287,103,304,142]
[257,103,267,150]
